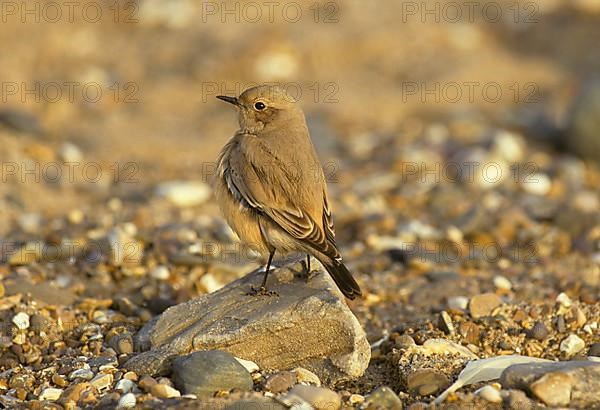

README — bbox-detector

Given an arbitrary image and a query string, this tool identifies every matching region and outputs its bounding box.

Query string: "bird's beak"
[216,95,240,106]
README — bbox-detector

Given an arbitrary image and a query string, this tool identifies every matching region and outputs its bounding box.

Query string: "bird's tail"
[321,258,362,300]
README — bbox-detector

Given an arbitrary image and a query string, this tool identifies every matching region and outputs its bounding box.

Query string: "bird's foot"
[247,285,279,297]
[299,261,320,282]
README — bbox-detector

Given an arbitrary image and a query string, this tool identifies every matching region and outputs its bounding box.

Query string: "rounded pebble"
[39,387,63,401]
[12,312,30,330]
[476,385,502,404]
[117,392,136,409]
[560,334,585,356]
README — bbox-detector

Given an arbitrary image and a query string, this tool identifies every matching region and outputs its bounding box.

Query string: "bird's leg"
[301,254,319,282]
[248,250,278,296]
[261,250,275,289]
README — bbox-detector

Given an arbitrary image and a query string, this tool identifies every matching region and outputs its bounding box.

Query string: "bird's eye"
[254,102,266,111]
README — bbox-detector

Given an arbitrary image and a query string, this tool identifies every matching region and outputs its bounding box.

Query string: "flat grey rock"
[125,257,370,384]
[172,350,253,398]
[501,360,600,408]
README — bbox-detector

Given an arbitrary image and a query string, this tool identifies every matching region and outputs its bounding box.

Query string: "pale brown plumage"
[214,85,361,299]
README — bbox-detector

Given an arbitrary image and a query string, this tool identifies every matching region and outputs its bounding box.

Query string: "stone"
[151,383,181,398]
[12,312,30,330]
[438,311,454,335]
[500,360,600,408]
[39,387,63,401]
[556,292,573,307]
[406,369,450,396]
[123,371,138,381]
[264,371,297,393]
[395,334,416,349]
[469,293,502,318]
[109,333,134,355]
[234,357,260,373]
[117,392,136,409]
[155,181,211,207]
[58,382,94,405]
[560,334,585,357]
[363,386,402,409]
[0,109,42,134]
[287,385,341,410]
[171,350,253,398]
[150,265,170,280]
[447,296,469,310]
[293,367,321,386]
[527,321,549,341]
[530,371,573,407]
[138,376,157,392]
[52,373,69,387]
[69,368,94,381]
[522,173,552,196]
[493,275,512,291]
[58,142,83,163]
[459,321,481,344]
[115,378,135,393]
[126,259,370,384]
[475,385,502,403]
[589,342,600,357]
[348,394,365,405]
[90,373,113,391]
[225,398,286,410]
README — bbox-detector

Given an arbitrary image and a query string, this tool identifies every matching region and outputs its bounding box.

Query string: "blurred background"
[1,0,599,219]
[0,1,599,405]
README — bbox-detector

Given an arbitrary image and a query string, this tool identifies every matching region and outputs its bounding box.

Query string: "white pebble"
[560,334,585,356]
[116,378,135,393]
[234,357,260,373]
[117,392,136,409]
[39,387,63,401]
[199,273,224,293]
[155,181,211,207]
[12,312,30,330]
[150,265,170,280]
[69,368,94,381]
[447,296,469,310]
[152,384,181,398]
[59,142,83,162]
[476,385,502,403]
[493,275,512,291]
[522,173,552,196]
[92,310,109,324]
[556,292,572,307]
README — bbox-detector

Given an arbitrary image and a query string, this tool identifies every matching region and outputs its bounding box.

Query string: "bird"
[214,84,362,299]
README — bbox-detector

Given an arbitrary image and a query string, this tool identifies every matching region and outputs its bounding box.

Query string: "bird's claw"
[247,286,278,297]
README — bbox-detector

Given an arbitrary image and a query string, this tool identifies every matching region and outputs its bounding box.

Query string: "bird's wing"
[322,189,336,244]
[223,136,339,259]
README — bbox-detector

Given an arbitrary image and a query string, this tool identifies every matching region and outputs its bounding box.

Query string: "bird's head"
[217,85,303,133]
